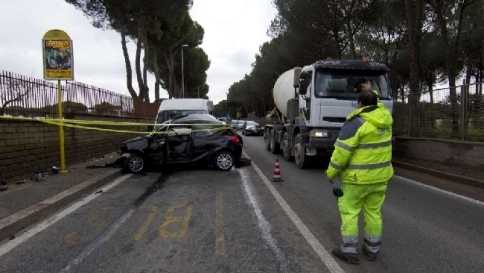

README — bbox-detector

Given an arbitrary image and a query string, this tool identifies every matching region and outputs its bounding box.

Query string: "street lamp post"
[181,44,189,98]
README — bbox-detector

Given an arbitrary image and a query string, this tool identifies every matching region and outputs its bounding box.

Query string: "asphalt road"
[0,136,483,273]
[242,135,484,273]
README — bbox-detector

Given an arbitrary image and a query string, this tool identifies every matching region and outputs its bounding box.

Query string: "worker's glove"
[330,180,344,198]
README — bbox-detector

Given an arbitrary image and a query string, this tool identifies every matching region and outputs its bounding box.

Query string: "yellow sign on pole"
[42,30,74,80]
[43,29,73,174]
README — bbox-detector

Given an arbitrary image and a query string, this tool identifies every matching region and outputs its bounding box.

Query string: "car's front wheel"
[124,153,145,174]
[214,150,234,171]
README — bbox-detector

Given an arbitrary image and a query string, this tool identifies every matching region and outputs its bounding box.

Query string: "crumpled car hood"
[123,136,150,151]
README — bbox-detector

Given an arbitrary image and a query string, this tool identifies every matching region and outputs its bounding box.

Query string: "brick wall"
[0,118,141,181]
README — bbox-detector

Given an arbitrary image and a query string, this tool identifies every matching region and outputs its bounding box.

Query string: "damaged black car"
[120,114,243,174]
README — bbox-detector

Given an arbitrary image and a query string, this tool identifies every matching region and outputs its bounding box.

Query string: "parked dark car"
[242,121,263,136]
[120,114,243,174]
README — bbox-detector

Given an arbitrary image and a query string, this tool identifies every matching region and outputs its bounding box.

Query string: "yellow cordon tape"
[0,115,232,135]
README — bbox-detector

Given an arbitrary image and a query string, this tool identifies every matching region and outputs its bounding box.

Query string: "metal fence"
[0,70,138,118]
[394,82,484,141]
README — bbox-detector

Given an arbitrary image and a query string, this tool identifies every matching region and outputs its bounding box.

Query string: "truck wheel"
[270,130,280,154]
[294,134,309,169]
[282,132,293,161]
[265,129,271,151]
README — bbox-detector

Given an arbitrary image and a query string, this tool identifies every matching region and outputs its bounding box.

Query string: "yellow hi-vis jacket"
[326,105,394,184]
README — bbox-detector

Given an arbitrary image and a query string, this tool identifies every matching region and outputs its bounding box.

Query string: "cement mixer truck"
[264,59,393,168]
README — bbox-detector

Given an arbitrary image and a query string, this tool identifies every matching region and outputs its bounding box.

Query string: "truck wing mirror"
[293,67,302,88]
[298,78,308,95]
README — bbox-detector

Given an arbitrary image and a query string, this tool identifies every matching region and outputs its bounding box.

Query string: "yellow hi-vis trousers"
[338,182,388,254]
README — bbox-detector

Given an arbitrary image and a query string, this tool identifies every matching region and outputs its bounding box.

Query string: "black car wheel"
[124,153,145,174]
[214,150,234,171]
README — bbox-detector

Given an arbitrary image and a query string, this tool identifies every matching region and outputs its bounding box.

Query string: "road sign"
[42,29,74,80]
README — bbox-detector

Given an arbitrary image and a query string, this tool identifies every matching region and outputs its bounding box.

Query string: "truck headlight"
[311,129,329,138]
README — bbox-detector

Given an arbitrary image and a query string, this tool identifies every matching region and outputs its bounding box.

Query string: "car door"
[165,126,193,163]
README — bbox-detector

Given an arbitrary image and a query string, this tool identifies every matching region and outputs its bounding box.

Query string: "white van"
[155,99,214,124]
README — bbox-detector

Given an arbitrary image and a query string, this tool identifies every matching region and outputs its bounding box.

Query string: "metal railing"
[0,70,138,118]
[394,82,484,141]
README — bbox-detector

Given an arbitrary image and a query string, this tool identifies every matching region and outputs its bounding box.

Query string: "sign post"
[43,29,74,174]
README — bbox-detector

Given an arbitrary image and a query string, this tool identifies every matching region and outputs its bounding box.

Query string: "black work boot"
[331,249,360,265]
[362,245,378,261]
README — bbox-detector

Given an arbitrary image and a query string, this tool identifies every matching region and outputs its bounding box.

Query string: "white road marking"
[0,174,132,258]
[244,152,346,273]
[59,208,135,273]
[238,168,289,273]
[395,175,484,207]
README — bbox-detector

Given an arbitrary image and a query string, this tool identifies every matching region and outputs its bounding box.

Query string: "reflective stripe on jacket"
[326,105,394,184]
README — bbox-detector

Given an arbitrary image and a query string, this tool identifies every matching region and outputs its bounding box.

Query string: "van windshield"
[314,70,391,100]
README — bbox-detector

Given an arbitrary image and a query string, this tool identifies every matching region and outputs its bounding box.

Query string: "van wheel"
[294,134,309,169]
[282,132,293,161]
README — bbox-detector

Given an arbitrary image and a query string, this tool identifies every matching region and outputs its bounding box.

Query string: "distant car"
[242,121,263,136]
[120,114,243,173]
[217,117,230,125]
[231,120,245,130]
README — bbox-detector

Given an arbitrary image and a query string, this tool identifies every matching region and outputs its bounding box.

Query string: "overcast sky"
[0,0,276,103]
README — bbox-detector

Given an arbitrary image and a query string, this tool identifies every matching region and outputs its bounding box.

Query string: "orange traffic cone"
[272,159,283,182]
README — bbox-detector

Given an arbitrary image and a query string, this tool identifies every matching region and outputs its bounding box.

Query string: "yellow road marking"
[215,192,225,256]
[159,202,193,240]
[134,207,157,241]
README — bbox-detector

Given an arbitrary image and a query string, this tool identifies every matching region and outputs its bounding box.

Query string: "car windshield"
[156,110,207,124]
[314,70,391,100]
[246,121,259,126]
[171,114,223,125]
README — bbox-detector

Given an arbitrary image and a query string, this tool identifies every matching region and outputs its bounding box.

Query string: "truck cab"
[266,60,393,168]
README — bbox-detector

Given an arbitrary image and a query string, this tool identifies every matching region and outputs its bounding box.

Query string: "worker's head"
[357,90,378,108]
[353,78,372,93]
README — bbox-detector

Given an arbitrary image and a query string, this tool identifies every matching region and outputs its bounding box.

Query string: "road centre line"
[395,175,484,207]
[243,152,345,273]
[238,168,289,273]
[0,174,132,258]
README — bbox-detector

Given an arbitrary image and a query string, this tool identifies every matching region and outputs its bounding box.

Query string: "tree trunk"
[404,0,423,136]
[481,0,484,95]
[121,32,137,100]
[433,0,467,136]
[428,82,434,104]
[135,39,148,103]
[154,74,161,101]
[142,59,149,102]
[164,53,177,98]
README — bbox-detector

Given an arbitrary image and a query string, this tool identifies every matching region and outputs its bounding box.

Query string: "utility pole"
[181,44,189,98]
